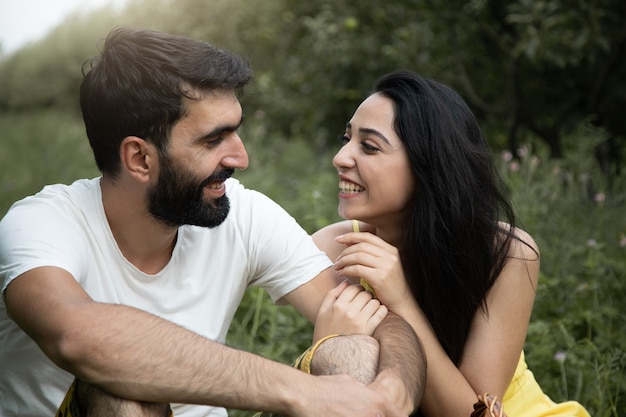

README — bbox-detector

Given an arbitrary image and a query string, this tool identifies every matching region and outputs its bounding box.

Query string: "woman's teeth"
[339,180,364,194]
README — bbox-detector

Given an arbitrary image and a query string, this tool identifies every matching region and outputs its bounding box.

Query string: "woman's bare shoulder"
[313,221,355,261]
[506,223,539,260]
[495,223,541,291]
[313,220,353,242]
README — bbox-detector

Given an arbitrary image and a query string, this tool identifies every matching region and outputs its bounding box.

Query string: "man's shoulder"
[2,178,101,226]
[16,178,99,205]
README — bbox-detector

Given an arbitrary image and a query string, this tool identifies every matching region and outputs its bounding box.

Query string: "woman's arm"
[326,226,539,417]
[460,229,539,401]
[406,232,538,416]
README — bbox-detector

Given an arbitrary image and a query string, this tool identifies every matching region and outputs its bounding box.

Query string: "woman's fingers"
[318,280,351,312]
[335,231,394,251]
[313,282,388,341]
[333,232,409,312]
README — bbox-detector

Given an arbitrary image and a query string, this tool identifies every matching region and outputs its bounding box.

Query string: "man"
[0,27,425,416]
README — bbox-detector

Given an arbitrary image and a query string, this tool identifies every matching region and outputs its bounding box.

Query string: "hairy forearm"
[49,302,303,412]
[9,268,411,416]
[372,312,427,413]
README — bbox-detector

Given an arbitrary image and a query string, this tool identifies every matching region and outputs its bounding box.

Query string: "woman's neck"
[374,226,404,248]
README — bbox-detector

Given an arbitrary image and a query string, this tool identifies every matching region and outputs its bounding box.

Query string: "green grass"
[495,136,626,417]
[1,110,623,416]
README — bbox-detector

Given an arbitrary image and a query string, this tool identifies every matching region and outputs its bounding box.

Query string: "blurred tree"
[1,0,624,173]
[0,5,135,113]
[229,0,626,176]
[421,0,626,175]
[244,0,443,155]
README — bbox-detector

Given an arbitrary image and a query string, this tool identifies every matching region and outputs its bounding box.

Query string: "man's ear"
[120,136,156,183]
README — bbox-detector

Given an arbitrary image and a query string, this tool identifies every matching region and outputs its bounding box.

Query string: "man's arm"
[371,312,427,413]
[6,266,406,416]
[283,268,427,414]
[308,313,426,414]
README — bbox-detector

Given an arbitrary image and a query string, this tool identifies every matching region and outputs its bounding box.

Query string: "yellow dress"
[502,352,591,417]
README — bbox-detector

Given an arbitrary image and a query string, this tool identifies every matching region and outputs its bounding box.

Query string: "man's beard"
[147,154,233,228]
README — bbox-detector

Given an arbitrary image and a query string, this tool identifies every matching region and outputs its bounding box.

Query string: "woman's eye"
[361,142,380,153]
[337,135,379,153]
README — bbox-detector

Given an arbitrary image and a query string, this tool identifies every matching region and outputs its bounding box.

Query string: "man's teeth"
[206,182,223,189]
[339,180,364,194]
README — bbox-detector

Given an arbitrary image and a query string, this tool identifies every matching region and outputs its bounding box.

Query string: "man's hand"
[292,373,408,417]
[369,368,416,415]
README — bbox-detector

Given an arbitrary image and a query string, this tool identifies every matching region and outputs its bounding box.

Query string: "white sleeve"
[241,189,332,303]
[0,194,87,302]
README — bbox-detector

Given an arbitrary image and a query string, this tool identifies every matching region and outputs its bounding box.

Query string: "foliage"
[227,0,626,164]
[1,0,625,164]
[226,287,313,364]
[0,5,135,112]
[422,0,626,159]
[495,128,626,416]
[0,110,99,214]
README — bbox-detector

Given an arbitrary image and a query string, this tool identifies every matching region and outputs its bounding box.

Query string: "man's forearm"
[52,303,410,417]
[372,312,427,413]
[8,266,413,416]
[43,301,306,412]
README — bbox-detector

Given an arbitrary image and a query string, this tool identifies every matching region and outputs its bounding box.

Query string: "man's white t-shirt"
[0,177,332,417]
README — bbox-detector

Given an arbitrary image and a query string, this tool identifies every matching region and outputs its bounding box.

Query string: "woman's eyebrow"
[358,127,391,145]
[346,122,390,145]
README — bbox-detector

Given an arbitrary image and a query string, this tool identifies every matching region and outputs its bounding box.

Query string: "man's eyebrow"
[195,116,244,143]
[346,122,391,145]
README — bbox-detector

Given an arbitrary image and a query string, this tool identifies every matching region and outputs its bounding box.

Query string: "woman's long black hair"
[373,71,518,364]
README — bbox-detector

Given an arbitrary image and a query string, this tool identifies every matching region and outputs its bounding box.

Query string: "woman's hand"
[313,280,388,343]
[333,232,412,313]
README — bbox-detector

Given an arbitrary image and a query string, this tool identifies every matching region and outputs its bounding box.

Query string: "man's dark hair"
[80,27,252,177]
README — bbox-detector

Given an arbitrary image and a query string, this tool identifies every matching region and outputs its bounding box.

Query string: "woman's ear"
[120,136,156,183]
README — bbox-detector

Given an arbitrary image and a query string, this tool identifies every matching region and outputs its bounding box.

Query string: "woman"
[312,70,590,417]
